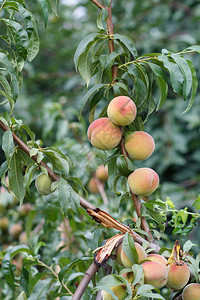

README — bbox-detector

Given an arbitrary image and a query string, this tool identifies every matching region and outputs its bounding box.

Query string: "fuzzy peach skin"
[147,254,168,267]
[87,117,122,150]
[166,260,190,290]
[128,167,159,196]
[125,131,155,161]
[118,242,147,267]
[107,96,137,126]
[182,283,200,300]
[102,285,126,300]
[95,165,109,182]
[142,261,168,289]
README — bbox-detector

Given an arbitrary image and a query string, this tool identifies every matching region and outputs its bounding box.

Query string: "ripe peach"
[107,96,137,126]
[87,177,99,194]
[9,223,23,239]
[128,167,159,196]
[102,285,126,300]
[182,283,200,300]
[87,118,122,150]
[125,131,155,161]
[35,173,52,195]
[147,254,168,267]
[166,260,190,290]
[142,261,168,289]
[95,165,109,182]
[120,242,147,267]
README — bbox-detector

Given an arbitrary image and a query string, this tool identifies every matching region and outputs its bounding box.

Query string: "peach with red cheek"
[107,96,137,126]
[128,167,159,196]
[142,261,168,289]
[166,260,190,290]
[182,283,200,300]
[95,165,109,182]
[87,118,122,150]
[125,131,155,161]
[147,254,168,267]
[87,177,99,194]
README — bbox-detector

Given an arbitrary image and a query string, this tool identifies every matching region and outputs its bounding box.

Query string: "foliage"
[0,0,200,299]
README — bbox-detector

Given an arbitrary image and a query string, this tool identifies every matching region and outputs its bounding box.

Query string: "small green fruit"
[35,173,52,195]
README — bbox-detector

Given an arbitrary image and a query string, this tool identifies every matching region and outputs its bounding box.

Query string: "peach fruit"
[87,118,122,150]
[142,261,168,289]
[128,167,159,196]
[147,254,168,267]
[9,223,23,239]
[120,242,147,267]
[35,173,52,195]
[95,165,109,182]
[125,131,155,161]
[102,285,126,300]
[87,177,99,194]
[182,283,200,300]
[19,203,33,216]
[166,260,190,290]
[0,216,9,231]
[122,271,134,283]
[19,231,28,244]
[107,96,137,126]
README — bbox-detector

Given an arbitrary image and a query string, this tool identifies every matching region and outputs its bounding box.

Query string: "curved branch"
[90,0,105,10]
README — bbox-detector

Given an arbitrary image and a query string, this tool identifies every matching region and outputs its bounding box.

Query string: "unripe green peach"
[35,173,53,195]
[102,285,126,300]
[0,216,9,231]
[87,118,122,150]
[166,260,190,290]
[95,165,109,182]
[182,283,200,300]
[9,223,23,239]
[125,131,155,161]
[128,167,159,196]
[120,242,147,268]
[142,261,168,289]
[107,96,137,126]
[147,254,168,267]
[87,177,99,194]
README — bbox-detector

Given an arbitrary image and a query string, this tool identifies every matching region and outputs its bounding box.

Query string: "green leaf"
[187,45,200,53]
[171,54,192,100]
[116,155,134,177]
[18,291,27,300]
[183,240,197,253]
[182,60,198,113]
[158,55,183,96]
[78,83,105,119]
[155,76,168,110]
[58,257,92,282]
[74,33,101,71]
[8,152,26,205]
[131,264,143,286]
[114,34,138,59]
[2,130,15,165]
[58,180,80,215]
[2,18,29,59]
[37,0,52,27]
[122,232,139,264]
[77,50,92,87]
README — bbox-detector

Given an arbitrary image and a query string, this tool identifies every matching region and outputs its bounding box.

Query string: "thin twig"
[96,178,108,205]
[90,0,105,10]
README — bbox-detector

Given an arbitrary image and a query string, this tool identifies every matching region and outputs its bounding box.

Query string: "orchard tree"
[0,1,200,299]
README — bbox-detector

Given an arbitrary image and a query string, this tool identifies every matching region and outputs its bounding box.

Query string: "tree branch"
[72,261,100,299]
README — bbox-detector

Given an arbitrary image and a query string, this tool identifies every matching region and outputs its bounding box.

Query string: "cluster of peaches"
[87,95,159,197]
[102,240,200,300]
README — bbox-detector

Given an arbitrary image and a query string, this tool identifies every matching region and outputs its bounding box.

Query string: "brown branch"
[72,261,100,299]
[90,0,105,10]
[96,178,108,205]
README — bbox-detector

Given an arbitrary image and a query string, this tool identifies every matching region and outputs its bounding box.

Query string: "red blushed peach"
[128,167,159,196]
[182,283,200,300]
[95,165,109,182]
[125,131,155,161]
[87,177,99,194]
[87,118,122,150]
[120,242,147,267]
[166,260,190,290]
[142,261,168,289]
[102,285,126,300]
[107,96,137,126]
[147,254,168,267]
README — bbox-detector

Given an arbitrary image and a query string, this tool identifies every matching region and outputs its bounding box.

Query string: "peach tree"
[0,0,200,299]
